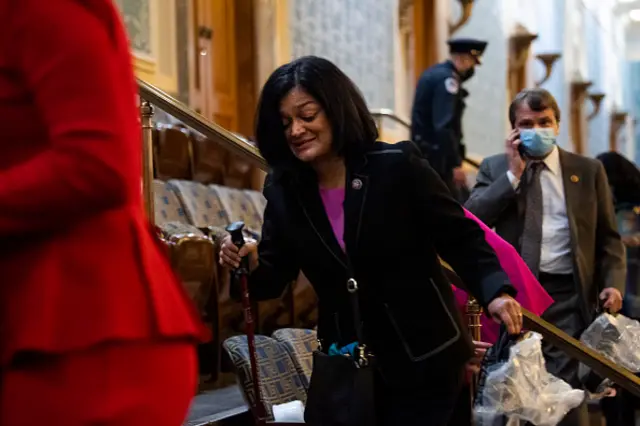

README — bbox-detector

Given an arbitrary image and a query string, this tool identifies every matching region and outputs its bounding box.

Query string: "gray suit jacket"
[465,149,626,322]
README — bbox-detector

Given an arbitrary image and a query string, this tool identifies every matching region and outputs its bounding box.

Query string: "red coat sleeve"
[0,0,138,235]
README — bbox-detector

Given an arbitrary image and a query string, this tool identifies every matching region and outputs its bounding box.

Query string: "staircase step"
[184,385,249,426]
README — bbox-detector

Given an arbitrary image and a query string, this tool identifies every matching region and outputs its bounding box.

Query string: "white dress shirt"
[506,146,573,274]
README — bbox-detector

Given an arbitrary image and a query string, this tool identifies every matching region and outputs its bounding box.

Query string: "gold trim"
[132,54,178,96]
[133,54,157,74]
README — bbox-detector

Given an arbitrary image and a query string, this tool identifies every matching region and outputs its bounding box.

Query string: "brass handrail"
[370,108,411,128]
[137,78,267,170]
[369,109,481,169]
[522,309,640,396]
[138,79,640,397]
[443,263,640,397]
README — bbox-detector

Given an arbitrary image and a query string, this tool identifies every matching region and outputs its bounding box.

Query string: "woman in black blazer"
[220,56,522,426]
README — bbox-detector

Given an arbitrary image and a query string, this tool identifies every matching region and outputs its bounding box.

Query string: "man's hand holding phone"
[505,129,526,181]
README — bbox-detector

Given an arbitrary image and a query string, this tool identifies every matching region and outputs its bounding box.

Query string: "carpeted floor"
[184,385,248,426]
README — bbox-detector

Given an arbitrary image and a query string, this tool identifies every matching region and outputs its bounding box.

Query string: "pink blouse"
[319,187,346,250]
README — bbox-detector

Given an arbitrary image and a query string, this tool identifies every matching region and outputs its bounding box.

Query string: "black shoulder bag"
[304,277,377,426]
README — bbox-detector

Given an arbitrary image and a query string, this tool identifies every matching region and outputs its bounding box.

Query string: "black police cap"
[447,38,488,64]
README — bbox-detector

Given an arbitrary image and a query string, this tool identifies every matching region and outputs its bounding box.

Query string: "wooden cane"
[227,222,268,425]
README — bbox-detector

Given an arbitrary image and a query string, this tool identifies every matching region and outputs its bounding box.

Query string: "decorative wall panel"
[114,0,152,56]
[289,0,396,110]
[114,0,180,95]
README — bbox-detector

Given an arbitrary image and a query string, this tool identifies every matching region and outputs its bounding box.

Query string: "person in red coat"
[0,1,208,424]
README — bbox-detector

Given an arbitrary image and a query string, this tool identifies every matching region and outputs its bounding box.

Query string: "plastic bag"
[580,313,640,373]
[474,332,585,426]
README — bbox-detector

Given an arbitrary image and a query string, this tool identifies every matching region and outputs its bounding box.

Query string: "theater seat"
[271,328,318,389]
[153,179,215,318]
[153,179,219,380]
[242,189,267,221]
[212,184,297,336]
[223,335,308,421]
[147,112,318,399]
[165,179,244,357]
[153,125,193,180]
[167,179,231,241]
[191,132,228,184]
[166,181,277,362]
[208,184,263,240]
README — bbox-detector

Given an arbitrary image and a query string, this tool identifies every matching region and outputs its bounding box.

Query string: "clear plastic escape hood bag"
[580,312,640,373]
[474,332,585,426]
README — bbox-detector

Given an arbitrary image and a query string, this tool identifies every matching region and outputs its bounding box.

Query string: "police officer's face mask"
[460,66,475,81]
[519,128,556,158]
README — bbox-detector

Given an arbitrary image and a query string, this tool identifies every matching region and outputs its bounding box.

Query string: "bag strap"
[345,253,370,367]
[346,278,368,363]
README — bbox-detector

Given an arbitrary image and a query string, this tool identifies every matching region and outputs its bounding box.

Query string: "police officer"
[456,87,472,202]
[410,38,487,199]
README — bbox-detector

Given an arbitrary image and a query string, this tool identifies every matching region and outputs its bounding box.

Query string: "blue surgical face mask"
[519,128,556,158]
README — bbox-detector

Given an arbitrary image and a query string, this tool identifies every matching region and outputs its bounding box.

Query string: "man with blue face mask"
[466,88,626,426]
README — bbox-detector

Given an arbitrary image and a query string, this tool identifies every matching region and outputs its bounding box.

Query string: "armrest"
[159,221,207,240]
[156,223,218,317]
[201,225,228,246]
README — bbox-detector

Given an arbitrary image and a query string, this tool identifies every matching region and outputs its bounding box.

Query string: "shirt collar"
[541,145,560,175]
[445,60,460,78]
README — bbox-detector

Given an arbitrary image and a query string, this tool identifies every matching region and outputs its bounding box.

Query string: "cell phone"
[517,134,526,158]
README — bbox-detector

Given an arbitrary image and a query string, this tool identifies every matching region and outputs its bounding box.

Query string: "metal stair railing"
[370,108,481,169]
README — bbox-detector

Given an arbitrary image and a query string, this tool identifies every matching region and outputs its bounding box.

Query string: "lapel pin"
[570,175,579,183]
[351,178,363,190]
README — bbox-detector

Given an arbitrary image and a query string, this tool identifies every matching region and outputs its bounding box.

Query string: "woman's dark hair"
[596,151,640,206]
[254,56,378,173]
[509,88,561,128]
